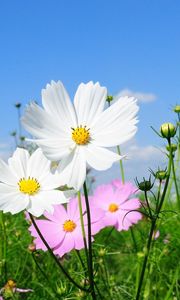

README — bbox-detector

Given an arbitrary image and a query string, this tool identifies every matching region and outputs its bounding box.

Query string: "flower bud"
[155,170,167,180]
[98,248,106,257]
[135,177,153,191]
[106,95,113,103]
[166,144,177,152]
[160,123,176,138]
[173,105,180,113]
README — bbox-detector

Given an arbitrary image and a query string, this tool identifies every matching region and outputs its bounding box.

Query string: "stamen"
[18,177,40,195]
[63,220,76,232]
[72,125,90,145]
[108,203,119,213]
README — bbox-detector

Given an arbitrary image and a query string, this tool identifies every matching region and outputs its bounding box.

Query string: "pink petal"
[54,233,75,256]
[120,198,141,210]
[44,204,67,223]
[30,220,65,248]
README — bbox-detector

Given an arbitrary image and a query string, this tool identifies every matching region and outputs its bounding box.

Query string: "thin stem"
[168,140,180,209]
[0,212,7,282]
[135,156,172,300]
[144,191,153,219]
[29,213,88,292]
[32,252,59,298]
[83,182,97,300]
[156,180,162,209]
[77,191,89,265]
[135,219,156,300]
[117,145,125,183]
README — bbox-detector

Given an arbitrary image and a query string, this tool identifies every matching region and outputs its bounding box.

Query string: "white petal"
[42,81,77,128]
[8,148,29,179]
[74,81,107,127]
[27,190,68,217]
[0,158,18,186]
[91,96,139,147]
[27,138,74,161]
[0,192,29,214]
[40,172,64,190]
[85,143,122,170]
[27,148,51,180]
[58,147,86,191]
[22,101,68,138]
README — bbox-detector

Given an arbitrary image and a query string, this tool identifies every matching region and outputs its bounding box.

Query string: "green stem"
[32,252,59,298]
[83,182,97,300]
[168,140,180,209]
[156,180,162,209]
[0,212,7,282]
[117,145,125,183]
[29,213,88,292]
[135,156,172,300]
[77,191,89,266]
[144,191,153,219]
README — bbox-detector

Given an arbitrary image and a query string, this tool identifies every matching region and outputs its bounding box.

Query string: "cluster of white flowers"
[0,81,138,217]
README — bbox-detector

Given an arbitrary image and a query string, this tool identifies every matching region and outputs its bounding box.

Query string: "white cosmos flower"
[0,148,68,217]
[22,81,138,190]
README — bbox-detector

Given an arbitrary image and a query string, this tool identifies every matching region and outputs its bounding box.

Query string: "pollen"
[72,125,90,145]
[63,220,76,232]
[18,177,40,195]
[108,203,119,213]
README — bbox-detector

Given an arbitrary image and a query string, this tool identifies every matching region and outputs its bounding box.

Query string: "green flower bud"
[98,248,106,257]
[166,144,177,152]
[135,177,153,191]
[173,105,180,113]
[160,123,176,139]
[155,170,167,180]
[106,95,113,103]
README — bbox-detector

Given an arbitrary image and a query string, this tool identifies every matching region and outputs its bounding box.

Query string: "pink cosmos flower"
[29,197,104,257]
[91,180,142,231]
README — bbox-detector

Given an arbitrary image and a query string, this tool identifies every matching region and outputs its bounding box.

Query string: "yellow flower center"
[63,220,76,232]
[108,203,119,213]
[18,177,40,195]
[72,125,90,145]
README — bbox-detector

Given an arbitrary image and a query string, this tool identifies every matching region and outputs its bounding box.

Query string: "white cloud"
[115,88,157,103]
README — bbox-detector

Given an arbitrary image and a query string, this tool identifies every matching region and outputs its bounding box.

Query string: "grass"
[0,199,179,299]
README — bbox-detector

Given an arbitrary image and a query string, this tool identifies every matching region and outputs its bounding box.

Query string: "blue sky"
[0,0,180,179]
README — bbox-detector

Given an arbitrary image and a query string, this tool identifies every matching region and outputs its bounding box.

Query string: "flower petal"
[91,96,139,147]
[8,148,29,179]
[0,159,18,186]
[58,147,86,191]
[85,143,122,171]
[54,232,75,256]
[42,80,77,128]
[0,192,29,214]
[22,102,66,138]
[27,190,68,217]
[121,198,141,210]
[29,220,65,248]
[74,81,107,127]
[28,138,75,161]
